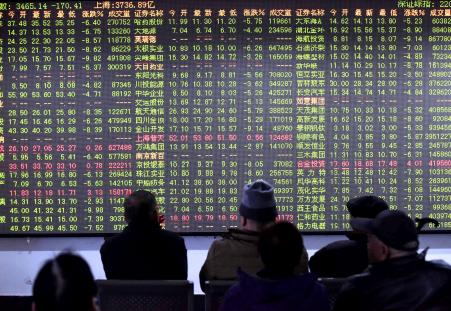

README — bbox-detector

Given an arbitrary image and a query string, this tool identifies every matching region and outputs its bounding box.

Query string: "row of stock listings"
[0,0,450,234]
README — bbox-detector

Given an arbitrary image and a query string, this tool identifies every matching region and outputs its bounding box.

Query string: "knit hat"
[351,210,419,251]
[239,179,277,222]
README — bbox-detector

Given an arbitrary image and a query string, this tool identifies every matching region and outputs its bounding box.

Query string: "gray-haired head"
[124,190,158,225]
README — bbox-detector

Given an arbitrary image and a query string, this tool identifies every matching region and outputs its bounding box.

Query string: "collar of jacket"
[124,219,160,233]
[224,228,260,243]
[369,253,421,274]
[346,231,368,242]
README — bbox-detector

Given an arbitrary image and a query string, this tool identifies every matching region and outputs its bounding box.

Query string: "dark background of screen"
[0,0,450,234]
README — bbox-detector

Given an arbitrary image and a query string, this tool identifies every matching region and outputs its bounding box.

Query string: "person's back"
[220,222,329,311]
[335,255,451,311]
[334,210,451,311]
[222,269,328,311]
[199,180,308,291]
[309,237,368,278]
[414,278,451,311]
[309,195,388,277]
[200,228,262,281]
[100,219,187,279]
[100,190,187,280]
[33,253,98,311]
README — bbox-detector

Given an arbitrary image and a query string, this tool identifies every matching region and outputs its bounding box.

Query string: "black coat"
[333,255,451,311]
[100,221,187,280]
[309,235,369,278]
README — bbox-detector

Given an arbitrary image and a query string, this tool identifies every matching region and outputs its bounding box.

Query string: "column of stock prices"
[0,1,451,234]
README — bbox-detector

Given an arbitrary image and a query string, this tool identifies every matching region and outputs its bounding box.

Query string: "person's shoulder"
[426,259,451,270]
[225,228,260,242]
[310,239,366,266]
[321,239,364,252]
[101,232,124,247]
[206,234,231,252]
[154,229,185,245]
[204,230,254,258]
[220,282,244,311]
[100,232,127,256]
[423,259,451,278]
[212,228,258,247]
[158,228,185,242]
[333,274,368,311]
[340,270,372,290]
[296,274,330,306]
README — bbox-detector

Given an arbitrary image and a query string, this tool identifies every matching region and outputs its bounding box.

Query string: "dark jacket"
[100,220,187,280]
[309,234,368,278]
[199,228,309,292]
[220,269,330,311]
[414,279,451,311]
[333,254,451,311]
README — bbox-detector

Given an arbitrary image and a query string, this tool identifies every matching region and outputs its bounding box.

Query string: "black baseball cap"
[351,210,419,251]
[346,195,389,218]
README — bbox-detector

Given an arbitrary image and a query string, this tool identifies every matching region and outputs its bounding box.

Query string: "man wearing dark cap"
[333,210,451,311]
[100,190,187,280]
[199,179,309,292]
[309,195,389,277]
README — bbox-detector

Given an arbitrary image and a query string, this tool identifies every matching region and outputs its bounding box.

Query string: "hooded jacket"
[220,269,330,311]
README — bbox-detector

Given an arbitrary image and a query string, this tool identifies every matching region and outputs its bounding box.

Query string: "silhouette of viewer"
[100,190,187,280]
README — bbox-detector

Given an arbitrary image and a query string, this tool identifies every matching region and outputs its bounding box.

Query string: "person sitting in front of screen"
[220,222,329,311]
[309,195,388,278]
[333,210,451,311]
[199,179,308,292]
[33,253,99,311]
[100,190,187,280]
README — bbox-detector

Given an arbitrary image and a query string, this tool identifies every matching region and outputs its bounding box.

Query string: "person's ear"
[367,234,388,263]
[152,208,158,217]
[92,297,100,311]
[381,243,390,260]
[241,216,247,227]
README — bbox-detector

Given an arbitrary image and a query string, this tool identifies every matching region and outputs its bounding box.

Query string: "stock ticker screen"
[0,0,451,234]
